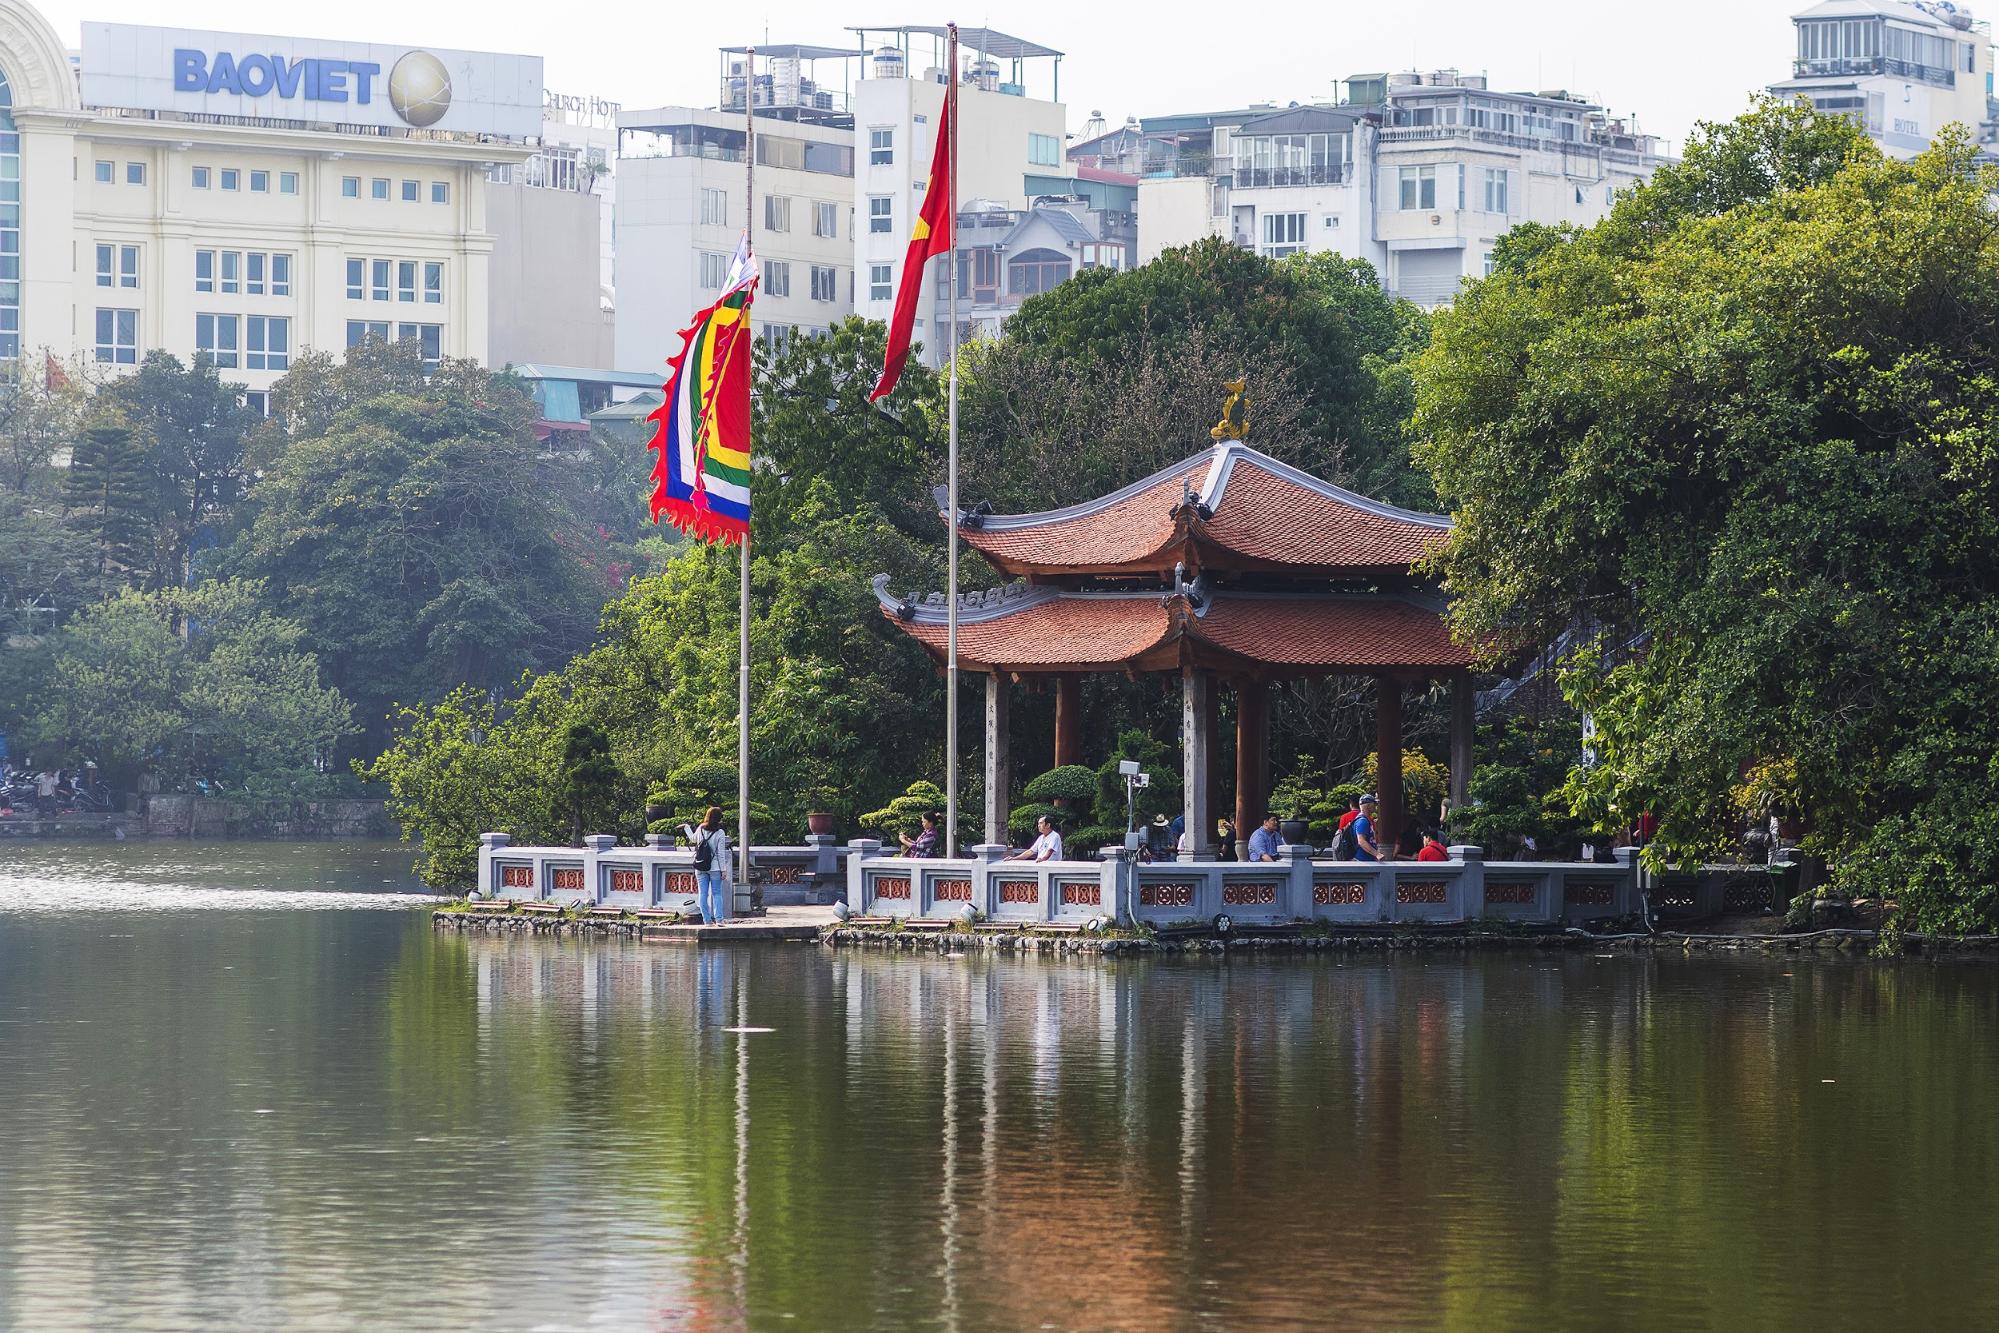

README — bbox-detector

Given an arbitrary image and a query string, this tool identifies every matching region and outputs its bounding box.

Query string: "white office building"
[0,2,545,406]
[1770,0,1995,157]
[1135,70,1671,307]
[613,45,859,375]
[851,27,1072,366]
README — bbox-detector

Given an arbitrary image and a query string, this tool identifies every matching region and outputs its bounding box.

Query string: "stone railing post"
[1452,844,1485,918]
[845,838,884,912]
[1612,845,1641,916]
[582,835,617,906]
[969,843,1009,920]
[476,832,511,899]
[1279,844,1314,920]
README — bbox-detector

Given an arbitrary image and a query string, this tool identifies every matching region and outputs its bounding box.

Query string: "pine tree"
[65,416,151,578]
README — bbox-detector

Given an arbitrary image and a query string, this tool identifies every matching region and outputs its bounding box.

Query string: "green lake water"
[2,841,1997,1330]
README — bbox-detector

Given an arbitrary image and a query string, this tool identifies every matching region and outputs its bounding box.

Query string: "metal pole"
[944,23,962,857]
[739,47,755,896]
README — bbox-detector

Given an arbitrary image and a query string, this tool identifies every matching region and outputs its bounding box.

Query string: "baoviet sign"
[80,22,543,138]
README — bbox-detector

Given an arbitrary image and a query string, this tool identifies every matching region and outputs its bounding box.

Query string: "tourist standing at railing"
[691,806,732,923]
[1352,795,1384,862]
[898,811,941,858]
[1416,830,1449,862]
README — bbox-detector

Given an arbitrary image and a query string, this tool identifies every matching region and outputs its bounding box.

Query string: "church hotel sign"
[79,22,544,137]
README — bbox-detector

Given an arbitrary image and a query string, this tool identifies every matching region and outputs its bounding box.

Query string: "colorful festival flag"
[869,91,954,401]
[646,237,757,544]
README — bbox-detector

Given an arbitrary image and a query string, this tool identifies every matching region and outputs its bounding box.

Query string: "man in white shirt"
[1009,814,1064,862]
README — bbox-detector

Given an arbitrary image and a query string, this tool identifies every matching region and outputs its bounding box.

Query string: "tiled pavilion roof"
[873,577,1472,676]
[953,441,1451,580]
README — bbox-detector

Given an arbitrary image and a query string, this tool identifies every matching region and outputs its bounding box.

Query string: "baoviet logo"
[388,51,452,127]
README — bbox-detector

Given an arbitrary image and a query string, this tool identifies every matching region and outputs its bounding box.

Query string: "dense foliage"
[1415,102,1999,929]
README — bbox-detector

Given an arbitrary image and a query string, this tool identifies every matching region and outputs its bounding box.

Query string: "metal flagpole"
[738,46,755,900]
[944,23,962,856]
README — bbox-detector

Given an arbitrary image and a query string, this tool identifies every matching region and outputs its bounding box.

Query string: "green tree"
[0,353,88,495]
[556,721,619,845]
[231,342,603,755]
[64,414,152,577]
[1413,102,1999,930]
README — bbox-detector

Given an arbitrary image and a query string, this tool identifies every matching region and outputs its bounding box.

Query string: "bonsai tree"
[1023,764,1097,810]
[859,779,946,841]
[658,757,771,840]
[557,722,620,845]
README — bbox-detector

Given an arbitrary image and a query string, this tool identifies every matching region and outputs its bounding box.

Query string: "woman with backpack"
[692,806,732,923]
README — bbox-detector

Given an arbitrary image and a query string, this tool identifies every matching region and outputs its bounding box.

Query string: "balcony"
[1792,56,1953,88]
[1230,163,1350,189]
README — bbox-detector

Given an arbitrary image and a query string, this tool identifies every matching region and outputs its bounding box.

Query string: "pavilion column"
[1375,676,1404,858]
[985,673,1010,847]
[1181,669,1211,857]
[1233,677,1269,857]
[1449,672,1474,818]
[1053,673,1082,770]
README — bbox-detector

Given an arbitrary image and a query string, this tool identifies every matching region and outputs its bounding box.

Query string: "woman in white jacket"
[691,805,732,923]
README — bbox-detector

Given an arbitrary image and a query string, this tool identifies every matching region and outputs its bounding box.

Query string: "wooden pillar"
[1375,676,1404,857]
[985,672,1010,846]
[1234,677,1269,857]
[1181,669,1211,857]
[1203,673,1223,841]
[1053,673,1082,770]
[1449,672,1474,816]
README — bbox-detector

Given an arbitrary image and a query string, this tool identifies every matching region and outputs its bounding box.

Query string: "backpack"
[694,828,715,871]
[1330,821,1356,859]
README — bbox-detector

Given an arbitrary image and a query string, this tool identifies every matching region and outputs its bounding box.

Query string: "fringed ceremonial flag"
[646,239,757,544]
[869,89,954,401]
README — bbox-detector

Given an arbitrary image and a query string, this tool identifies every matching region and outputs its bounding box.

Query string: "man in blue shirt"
[1352,794,1383,862]
[1245,813,1283,862]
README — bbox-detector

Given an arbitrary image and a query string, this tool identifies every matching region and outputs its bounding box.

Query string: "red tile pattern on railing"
[1396,879,1447,904]
[768,863,803,885]
[933,878,972,901]
[873,875,912,900]
[997,879,1039,904]
[500,864,534,888]
[1139,882,1195,908]
[1314,881,1366,906]
[1221,882,1277,906]
[1483,880,1536,905]
[609,869,643,895]
[1564,881,1615,908]
[552,867,585,893]
[1058,880,1101,907]
[663,871,699,896]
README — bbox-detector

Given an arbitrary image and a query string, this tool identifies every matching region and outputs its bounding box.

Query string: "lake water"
[3,841,1997,1330]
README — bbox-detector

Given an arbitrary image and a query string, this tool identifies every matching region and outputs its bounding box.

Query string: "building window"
[341,176,360,198]
[221,168,240,191]
[1398,165,1437,210]
[700,188,727,226]
[371,259,390,302]
[1007,247,1072,296]
[94,308,137,364]
[242,390,269,417]
[0,77,16,361]
[814,201,838,239]
[431,181,449,204]
[192,166,211,189]
[371,178,389,200]
[1028,132,1061,166]
[869,128,893,166]
[346,319,390,347]
[869,263,893,301]
[220,251,240,294]
[272,253,291,297]
[869,196,893,233]
[424,261,443,304]
[126,162,145,185]
[250,170,269,193]
[195,313,239,368]
[401,179,418,202]
[760,323,794,353]
[1483,167,1509,214]
[94,160,113,183]
[345,258,363,300]
[397,260,417,303]
[764,259,791,297]
[764,195,791,233]
[246,315,289,370]
[810,264,837,302]
[197,250,215,294]
[280,172,298,195]
[1259,212,1306,259]
[700,251,728,289]
[96,243,138,288]
[397,322,442,371]
[960,248,1000,299]
[246,251,266,295]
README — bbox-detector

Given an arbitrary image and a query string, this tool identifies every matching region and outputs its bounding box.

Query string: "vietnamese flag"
[870,91,953,401]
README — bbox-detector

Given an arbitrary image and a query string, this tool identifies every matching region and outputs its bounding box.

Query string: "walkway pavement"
[641,902,837,944]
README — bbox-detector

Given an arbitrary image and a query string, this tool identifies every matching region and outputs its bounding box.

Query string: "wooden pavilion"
[874,434,1475,856]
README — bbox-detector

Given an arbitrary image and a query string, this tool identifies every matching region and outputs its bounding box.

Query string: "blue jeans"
[697,870,729,922]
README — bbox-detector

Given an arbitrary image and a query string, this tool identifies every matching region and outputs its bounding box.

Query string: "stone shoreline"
[432,910,1999,958]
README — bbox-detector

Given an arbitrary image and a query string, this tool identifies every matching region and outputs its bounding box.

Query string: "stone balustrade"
[476,831,851,918]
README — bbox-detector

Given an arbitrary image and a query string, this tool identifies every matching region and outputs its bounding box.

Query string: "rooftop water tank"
[872,46,906,80]
[968,58,1001,92]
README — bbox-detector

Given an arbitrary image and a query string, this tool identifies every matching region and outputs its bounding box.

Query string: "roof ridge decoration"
[1203,440,1452,530]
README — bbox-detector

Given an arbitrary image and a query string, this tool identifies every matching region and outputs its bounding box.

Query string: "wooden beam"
[1053,673,1082,769]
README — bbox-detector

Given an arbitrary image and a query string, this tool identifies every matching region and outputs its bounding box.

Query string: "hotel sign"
[80,22,543,138]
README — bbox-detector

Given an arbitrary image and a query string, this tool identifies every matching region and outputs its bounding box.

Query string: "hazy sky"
[38,0,1806,153]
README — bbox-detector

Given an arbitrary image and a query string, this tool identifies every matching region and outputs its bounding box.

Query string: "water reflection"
[2,902,1998,1329]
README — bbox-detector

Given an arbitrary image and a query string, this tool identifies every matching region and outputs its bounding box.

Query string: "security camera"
[1118,759,1141,777]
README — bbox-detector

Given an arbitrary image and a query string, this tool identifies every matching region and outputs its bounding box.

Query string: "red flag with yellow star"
[869,92,953,401]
